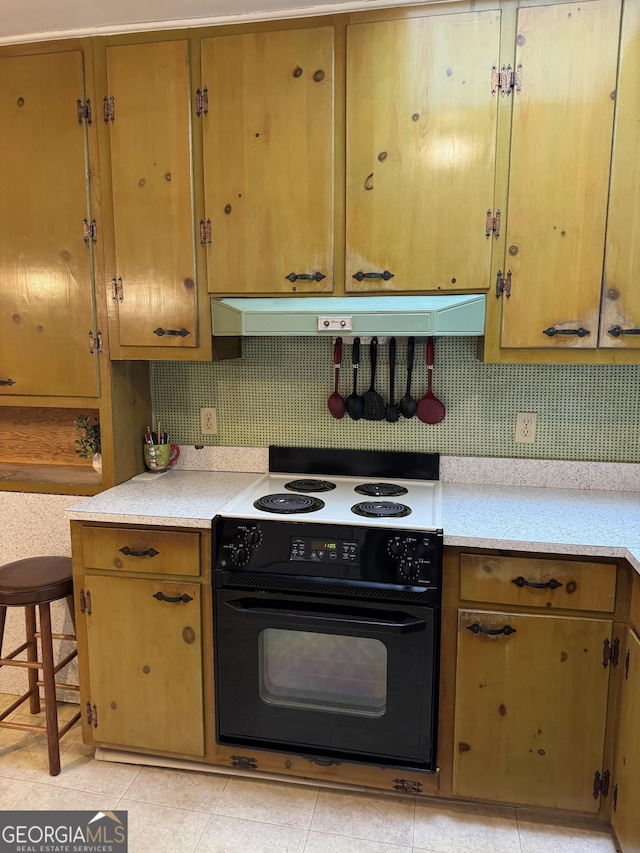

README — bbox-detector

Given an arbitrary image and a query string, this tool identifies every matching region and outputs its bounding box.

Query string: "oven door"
[214,588,438,770]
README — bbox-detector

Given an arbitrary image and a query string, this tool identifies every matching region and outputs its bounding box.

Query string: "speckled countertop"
[66,452,640,574]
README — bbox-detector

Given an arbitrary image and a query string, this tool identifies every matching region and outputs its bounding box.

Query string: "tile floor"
[0,696,621,853]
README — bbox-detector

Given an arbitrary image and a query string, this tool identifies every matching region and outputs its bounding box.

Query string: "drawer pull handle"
[467,623,516,636]
[119,546,159,558]
[511,576,563,590]
[285,272,326,282]
[152,592,194,604]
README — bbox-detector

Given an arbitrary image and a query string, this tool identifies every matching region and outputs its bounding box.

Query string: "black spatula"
[362,337,385,421]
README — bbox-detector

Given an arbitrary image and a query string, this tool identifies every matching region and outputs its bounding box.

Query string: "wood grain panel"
[106,40,197,347]
[346,10,500,293]
[0,407,98,465]
[460,553,617,612]
[0,50,99,395]
[599,1,640,349]
[454,609,611,811]
[86,575,204,755]
[80,525,201,576]
[612,628,640,853]
[500,0,621,349]
[202,27,334,295]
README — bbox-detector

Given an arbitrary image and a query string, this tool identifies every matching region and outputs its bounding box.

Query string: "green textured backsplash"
[152,337,640,462]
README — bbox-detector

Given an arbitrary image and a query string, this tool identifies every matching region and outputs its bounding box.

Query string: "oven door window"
[259,629,387,717]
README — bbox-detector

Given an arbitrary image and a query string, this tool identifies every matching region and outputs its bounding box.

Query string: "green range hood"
[211,295,486,337]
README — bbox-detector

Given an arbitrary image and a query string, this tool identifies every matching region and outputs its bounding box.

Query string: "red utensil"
[416,337,445,424]
[327,338,346,419]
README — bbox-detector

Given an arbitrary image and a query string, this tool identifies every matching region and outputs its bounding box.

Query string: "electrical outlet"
[200,407,217,435]
[515,411,537,444]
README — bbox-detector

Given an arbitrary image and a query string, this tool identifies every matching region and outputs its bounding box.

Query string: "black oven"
[213,516,442,771]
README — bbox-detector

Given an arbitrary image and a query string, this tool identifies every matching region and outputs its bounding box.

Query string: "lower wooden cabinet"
[72,522,209,759]
[612,628,640,853]
[453,609,612,812]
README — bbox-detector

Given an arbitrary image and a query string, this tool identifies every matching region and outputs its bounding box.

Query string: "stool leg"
[39,602,61,776]
[25,606,41,714]
[0,605,6,664]
[66,594,76,633]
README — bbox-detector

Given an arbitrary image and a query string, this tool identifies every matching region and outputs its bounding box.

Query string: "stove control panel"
[291,537,358,564]
[217,522,263,568]
[387,535,438,584]
[214,517,442,590]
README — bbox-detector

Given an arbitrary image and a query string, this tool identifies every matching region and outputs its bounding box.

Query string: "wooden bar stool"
[0,556,81,776]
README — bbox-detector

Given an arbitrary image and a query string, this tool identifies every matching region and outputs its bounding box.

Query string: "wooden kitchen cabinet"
[200,25,334,295]
[0,48,99,397]
[72,522,211,758]
[345,8,500,294]
[454,608,612,812]
[97,38,208,359]
[482,0,640,364]
[599,0,640,351]
[612,628,640,853]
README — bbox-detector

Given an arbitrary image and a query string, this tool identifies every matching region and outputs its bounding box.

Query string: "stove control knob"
[388,537,406,558]
[246,529,261,546]
[232,547,248,566]
[398,559,420,583]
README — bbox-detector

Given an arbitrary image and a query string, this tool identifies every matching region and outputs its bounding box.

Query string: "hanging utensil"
[399,336,417,419]
[385,337,400,423]
[417,337,446,424]
[346,337,364,421]
[362,337,385,421]
[327,337,346,419]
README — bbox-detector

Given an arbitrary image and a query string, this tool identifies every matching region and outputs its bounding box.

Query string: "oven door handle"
[224,600,427,634]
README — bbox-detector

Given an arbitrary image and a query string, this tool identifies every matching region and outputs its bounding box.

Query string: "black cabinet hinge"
[603,636,620,668]
[495,269,512,299]
[77,98,92,125]
[103,95,115,123]
[83,218,98,245]
[195,87,209,117]
[486,209,501,239]
[79,588,92,616]
[613,783,618,812]
[230,755,257,770]
[393,778,424,794]
[112,276,123,302]
[491,63,523,96]
[88,330,103,356]
[593,769,610,799]
[86,701,98,728]
[625,647,631,679]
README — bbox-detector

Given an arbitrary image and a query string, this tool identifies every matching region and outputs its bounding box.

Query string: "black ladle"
[346,337,364,421]
[385,337,400,422]
[400,336,417,418]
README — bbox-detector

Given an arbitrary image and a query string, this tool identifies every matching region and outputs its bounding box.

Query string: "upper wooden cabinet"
[346,10,500,293]
[483,0,640,362]
[0,50,99,397]
[100,39,202,356]
[201,27,335,295]
[599,0,640,350]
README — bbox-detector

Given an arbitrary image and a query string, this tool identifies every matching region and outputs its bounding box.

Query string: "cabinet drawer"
[459,554,616,612]
[81,526,200,577]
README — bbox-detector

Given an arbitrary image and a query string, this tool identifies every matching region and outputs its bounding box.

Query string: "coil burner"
[351,501,412,519]
[354,482,409,497]
[253,494,325,514]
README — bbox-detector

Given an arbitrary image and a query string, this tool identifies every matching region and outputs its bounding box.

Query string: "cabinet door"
[0,50,99,396]
[599,2,640,349]
[201,27,334,295]
[106,41,198,348]
[85,574,204,756]
[454,609,611,812]
[612,629,640,853]
[499,0,621,349]
[346,10,500,293]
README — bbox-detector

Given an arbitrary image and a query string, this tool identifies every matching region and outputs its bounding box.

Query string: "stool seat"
[0,557,73,606]
[0,555,79,776]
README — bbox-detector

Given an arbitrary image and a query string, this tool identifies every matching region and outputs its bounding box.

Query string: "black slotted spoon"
[362,337,385,421]
[346,337,364,421]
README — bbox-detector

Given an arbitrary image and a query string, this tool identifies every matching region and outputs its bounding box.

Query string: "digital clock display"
[312,540,337,550]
